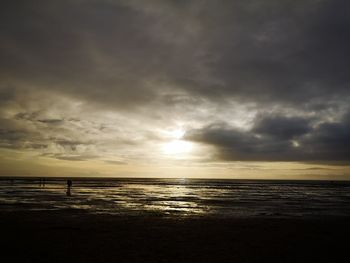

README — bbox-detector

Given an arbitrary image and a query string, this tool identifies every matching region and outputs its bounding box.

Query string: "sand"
[1,210,348,263]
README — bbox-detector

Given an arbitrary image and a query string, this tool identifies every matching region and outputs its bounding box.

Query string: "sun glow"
[165,129,186,139]
[162,140,193,155]
[161,129,193,155]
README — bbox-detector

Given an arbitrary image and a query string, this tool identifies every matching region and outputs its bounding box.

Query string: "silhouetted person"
[66,179,72,196]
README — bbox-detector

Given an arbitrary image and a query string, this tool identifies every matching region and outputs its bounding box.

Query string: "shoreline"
[1,176,350,183]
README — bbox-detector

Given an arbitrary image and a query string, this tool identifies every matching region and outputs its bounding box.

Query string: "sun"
[162,140,193,155]
[165,129,186,139]
[161,129,193,155]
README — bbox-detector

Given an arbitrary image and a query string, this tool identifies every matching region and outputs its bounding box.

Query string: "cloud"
[189,0,350,105]
[2,0,350,109]
[42,153,98,162]
[0,0,350,171]
[104,160,127,165]
[186,113,350,162]
[253,115,312,140]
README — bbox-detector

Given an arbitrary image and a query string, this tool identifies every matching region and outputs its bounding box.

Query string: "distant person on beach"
[66,179,72,196]
[39,178,45,187]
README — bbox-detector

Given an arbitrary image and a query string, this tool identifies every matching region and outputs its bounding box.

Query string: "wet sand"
[1,210,348,263]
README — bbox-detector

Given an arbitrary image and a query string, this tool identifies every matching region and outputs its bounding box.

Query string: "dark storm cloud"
[305,113,350,160]
[0,0,202,109]
[1,0,350,107]
[186,113,350,162]
[0,0,350,164]
[0,86,17,103]
[253,115,312,140]
[186,120,299,161]
[192,0,350,105]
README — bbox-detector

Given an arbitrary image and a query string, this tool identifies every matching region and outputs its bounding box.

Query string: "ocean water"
[1,178,350,218]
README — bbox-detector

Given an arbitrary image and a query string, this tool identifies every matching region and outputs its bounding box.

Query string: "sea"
[1,178,350,218]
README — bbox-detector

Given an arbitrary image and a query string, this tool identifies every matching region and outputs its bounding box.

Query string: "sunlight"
[162,140,193,155]
[166,129,186,139]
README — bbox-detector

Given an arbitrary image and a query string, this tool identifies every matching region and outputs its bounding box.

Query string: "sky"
[1,0,350,179]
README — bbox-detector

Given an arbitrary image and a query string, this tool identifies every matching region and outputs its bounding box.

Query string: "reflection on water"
[0,178,350,218]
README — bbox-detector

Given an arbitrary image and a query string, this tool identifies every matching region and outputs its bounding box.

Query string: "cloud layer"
[1,0,350,169]
[186,113,350,161]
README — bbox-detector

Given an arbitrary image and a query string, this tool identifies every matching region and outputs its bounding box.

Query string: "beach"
[1,210,349,263]
[1,178,349,262]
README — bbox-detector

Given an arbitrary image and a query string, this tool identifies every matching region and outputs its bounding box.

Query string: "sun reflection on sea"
[119,181,207,216]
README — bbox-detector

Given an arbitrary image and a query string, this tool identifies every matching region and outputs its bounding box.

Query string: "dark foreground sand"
[1,210,349,263]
